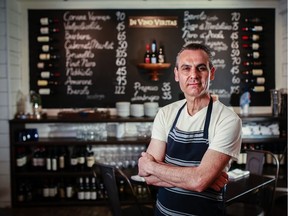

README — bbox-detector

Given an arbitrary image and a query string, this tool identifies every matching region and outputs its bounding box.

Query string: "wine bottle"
[246,51,260,59]
[39,53,60,60]
[242,34,260,41]
[77,177,85,200]
[40,27,60,34]
[84,177,91,200]
[37,62,55,69]
[46,149,52,171]
[37,36,54,42]
[244,18,261,23]
[242,26,263,32]
[86,146,95,168]
[252,86,265,92]
[70,147,78,170]
[242,77,265,85]
[40,17,59,25]
[90,177,97,200]
[158,46,165,63]
[37,80,59,86]
[58,147,66,170]
[242,69,263,76]
[150,40,157,64]
[42,45,56,52]
[38,88,53,95]
[40,71,60,79]
[242,61,262,66]
[77,147,85,170]
[144,44,151,63]
[51,148,58,171]
[242,43,260,50]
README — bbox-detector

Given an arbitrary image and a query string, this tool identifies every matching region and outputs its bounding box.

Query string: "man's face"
[174,49,215,98]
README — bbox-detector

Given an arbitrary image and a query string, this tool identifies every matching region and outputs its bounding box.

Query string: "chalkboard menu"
[28,9,275,108]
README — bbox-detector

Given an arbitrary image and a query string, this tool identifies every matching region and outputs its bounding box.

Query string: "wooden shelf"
[137,63,171,81]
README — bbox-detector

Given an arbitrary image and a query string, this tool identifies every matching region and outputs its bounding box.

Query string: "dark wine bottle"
[150,40,157,64]
[144,44,151,63]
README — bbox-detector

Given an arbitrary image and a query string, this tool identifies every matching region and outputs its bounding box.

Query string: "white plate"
[131,175,146,182]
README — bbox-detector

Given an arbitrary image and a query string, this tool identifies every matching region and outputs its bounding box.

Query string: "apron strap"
[203,96,213,139]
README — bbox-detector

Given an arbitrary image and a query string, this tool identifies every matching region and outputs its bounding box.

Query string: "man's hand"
[138,152,155,177]
[209,171,229,191]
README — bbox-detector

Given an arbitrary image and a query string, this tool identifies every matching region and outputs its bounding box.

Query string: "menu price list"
[28,9,275,108]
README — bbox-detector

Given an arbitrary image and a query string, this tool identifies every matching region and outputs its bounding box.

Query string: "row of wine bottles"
[16,176,106,202]
[16,175,150,203]
[35,17,61,95]
[16,146,96,172]
[143,40,165,64]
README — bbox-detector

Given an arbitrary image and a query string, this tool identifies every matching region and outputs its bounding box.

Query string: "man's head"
[174,43,215,99]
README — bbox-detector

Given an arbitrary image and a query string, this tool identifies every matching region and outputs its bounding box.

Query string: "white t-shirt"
[151,99,242,170]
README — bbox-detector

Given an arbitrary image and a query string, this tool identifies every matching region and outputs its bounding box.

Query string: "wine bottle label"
[78,192,84,200]
[251,43,260,50]
[59,156,65,169]
[252,26,263,31]
[43,188,49,197]
[40,18,49,25]
[252,52,260,59]
[85,192,91,200]
[42,45,50,52]
[40,71,50,78]
[66,186,73,198]
[256,77,265,84]
[39,88,51,95]
[90,191,97,200]
[252,34,260,41]
[39,53,50,60]
[70,157,78,166]
[46,158,51,170]
[37,80,48,86]
[52,158,57,171]
[40,27,49,34]
[37,36,50,42]
[253,86,265,92]
[158,54,165,63]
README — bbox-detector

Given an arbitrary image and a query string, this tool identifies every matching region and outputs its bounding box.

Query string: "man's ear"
[174,67,179,82]
[210,67,215,81]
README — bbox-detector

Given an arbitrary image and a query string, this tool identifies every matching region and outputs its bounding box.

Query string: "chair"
[225,149,279,216]
[92,162,154,216]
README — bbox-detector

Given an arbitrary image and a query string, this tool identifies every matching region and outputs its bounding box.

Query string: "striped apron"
[155,97,225,216]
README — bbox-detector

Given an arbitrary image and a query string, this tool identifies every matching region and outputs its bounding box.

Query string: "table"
[224,174,276,214]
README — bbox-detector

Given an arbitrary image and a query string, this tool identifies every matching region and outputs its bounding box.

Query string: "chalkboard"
[28,9,275,108]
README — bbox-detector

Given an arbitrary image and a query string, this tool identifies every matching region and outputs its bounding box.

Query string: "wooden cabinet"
[9,116,153,207]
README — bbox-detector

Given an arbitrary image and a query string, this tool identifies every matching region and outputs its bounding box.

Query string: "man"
[138,43,242,215]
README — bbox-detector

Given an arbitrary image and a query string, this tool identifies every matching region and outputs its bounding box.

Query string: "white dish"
[131,175,146,182]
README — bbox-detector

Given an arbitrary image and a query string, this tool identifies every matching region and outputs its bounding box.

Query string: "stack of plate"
[116,102,130,117]
[144,102,159,117]
[130,104,144,117]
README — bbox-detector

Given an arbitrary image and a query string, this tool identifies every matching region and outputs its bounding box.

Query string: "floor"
[0,194,286,216]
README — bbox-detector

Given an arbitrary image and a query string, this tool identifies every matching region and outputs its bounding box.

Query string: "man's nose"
[188,67,198,78]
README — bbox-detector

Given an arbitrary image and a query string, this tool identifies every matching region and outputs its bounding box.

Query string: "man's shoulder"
[214,100,241,120]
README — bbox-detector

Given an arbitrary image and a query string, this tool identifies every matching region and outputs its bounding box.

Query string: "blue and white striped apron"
[155,97,225,216]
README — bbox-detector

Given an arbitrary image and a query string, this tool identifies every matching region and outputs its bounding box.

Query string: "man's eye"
[197,65,207,72]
